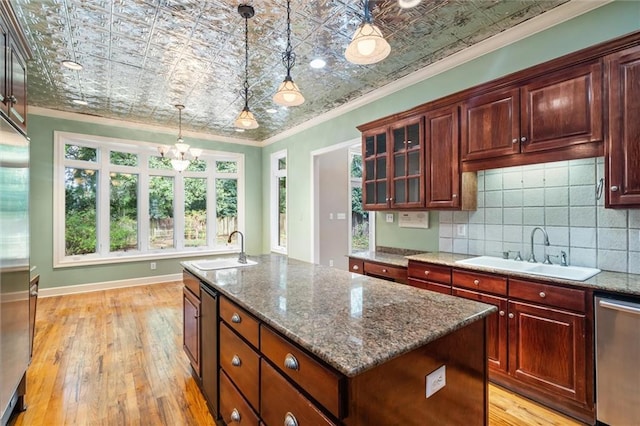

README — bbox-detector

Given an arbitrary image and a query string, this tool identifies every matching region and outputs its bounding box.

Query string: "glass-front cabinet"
[362,117,424,210]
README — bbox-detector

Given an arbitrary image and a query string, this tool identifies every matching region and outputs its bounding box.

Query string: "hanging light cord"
[178,107,183,140]
[282,0,296,78]
[242,13,250,109]
[363,0,372,23]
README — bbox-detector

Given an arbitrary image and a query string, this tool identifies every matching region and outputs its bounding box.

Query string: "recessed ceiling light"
[62,60,83,70]
[310,58,326,69]
[72,99,88,105]
[265,108,278,114]
[398,0,422,8]
[235,128,245,133]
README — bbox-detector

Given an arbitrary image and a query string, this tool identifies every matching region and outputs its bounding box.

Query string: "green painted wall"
[29,115,262,288]
[263,0,640,262]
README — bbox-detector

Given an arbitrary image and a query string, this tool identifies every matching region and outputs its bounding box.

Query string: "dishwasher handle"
[599,300,640,316]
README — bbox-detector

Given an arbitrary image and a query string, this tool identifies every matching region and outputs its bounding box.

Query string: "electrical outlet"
[329,259,334,267]
[425,365,446,398]
[150,262,157,270]
[386,213,394,223]
[457,224,467,237]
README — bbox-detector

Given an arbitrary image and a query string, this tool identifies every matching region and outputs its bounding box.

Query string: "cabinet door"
[453,288,507,373]
[183,287,201,377]
[389,117,424,208]
[0,17,8,109]
[508,301,586,404]
[362,127,389,210]
[8,39,27,132]
[606,45,640,207]
[461,87,520,161]
[521,61,602,153]
[425,104,460,208]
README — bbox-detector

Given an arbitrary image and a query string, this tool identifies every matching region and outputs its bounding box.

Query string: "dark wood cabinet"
[183,286,201,377]
[348,256,408,284]
[362,126,389,210]
[407,260,452,294]
[605,44,640,207]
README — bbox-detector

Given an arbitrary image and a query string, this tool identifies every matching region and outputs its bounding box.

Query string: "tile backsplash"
[439,157,640,274]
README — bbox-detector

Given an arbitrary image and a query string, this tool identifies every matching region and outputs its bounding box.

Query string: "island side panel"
[345,318,488,426]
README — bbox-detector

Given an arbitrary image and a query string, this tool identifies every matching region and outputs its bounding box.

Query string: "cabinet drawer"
[407,278,451,295]
[260,326,344,419]
[508,279,586,312]
[261,360,335,426]
[220,370,260,426]
[220,296,260,348]
[453,269,507,296]
[182,269,200,297]
[408,261,451,284]
[220,323,260,410]
[363,261,407,282]
[348,258,364,274]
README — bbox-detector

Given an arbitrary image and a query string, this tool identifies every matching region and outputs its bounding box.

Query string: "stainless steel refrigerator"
[0,117,30,425]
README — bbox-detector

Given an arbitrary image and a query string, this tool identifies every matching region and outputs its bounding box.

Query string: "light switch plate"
[386,213,394,223]
[426,365,446,398]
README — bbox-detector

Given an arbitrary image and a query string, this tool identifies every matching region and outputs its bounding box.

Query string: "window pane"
[65,167,97,255]
[278,176,286,248]
[278,157,286,170]
[65,145,97,162]
[217,161,237,173]
[149,176,174,249]
[110,173,138,252]
[149,155,173,170]
[351,186,369,251]
[110,151,138,166]
[350,154,362,178]
[187,159,207,172]
[185,177,207,247]
[216,178,237,245]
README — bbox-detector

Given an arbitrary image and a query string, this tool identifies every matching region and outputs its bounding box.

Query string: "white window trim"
[53,131,245,268]
[270,149,287,254]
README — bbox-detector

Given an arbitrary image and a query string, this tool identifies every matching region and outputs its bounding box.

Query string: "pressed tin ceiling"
[12,0,572,142]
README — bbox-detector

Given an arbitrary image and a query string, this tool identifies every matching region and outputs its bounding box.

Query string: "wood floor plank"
[9,281,584,426]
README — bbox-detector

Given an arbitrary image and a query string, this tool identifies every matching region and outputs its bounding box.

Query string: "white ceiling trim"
[261,0,612,146]
[28,106,262,147]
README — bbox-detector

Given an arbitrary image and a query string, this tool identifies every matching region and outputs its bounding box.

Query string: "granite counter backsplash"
[182,254,494,377]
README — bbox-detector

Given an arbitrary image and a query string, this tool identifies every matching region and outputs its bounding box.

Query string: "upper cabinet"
[605,44,640,207]
[461,61,603,169]
[362,117,425,210]
[0,2,30,134]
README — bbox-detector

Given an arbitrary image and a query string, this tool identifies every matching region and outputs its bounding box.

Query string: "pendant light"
[345,0,390,65]
[234,5,259,130]
[273,0,304,107]
[158,105,202,172]
[398,0,422,8]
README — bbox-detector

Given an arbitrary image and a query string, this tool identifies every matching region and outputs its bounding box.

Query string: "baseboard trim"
[39,273,183,298]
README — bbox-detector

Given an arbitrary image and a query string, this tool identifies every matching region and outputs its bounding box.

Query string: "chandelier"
[158,104,202,172]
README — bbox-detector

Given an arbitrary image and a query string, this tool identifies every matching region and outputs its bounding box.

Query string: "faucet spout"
[528,227,550,263]
[228,231,247,264]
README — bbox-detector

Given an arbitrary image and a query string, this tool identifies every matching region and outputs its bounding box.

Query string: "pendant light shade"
[235,5,259,129]
[345,0,390,65]
[398,0,422,8]
[273,0,304,107]
[158,104,202,172]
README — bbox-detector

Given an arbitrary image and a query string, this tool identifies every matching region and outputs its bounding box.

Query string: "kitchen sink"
[455,256,600,281]
[190,258,257,270]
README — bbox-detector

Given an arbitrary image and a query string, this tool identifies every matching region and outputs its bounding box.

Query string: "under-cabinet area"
[181,255,495,426]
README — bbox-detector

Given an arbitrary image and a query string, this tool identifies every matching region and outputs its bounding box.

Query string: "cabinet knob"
[508,313,514,319]
[352,265,359,270]
[539,291,546,298]
[230,409,241,423]
[473,279,480,285]
[520,136,527,142]
[231,355,242,367]
[452,194,457,198]
[611,185,619,192]
[231,313,241,323]
[284,353,299,371]
[424,270,430,276]
[512,138,518,144]
[499,310,505,316]
[382,268,388,273]
[284,412,299,426]
[8,95,18,104]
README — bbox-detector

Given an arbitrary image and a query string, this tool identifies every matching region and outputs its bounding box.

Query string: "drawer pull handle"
[508,313,514,319]
[382,268,388,273]
[231,313,242,323]
[284,412,299,426]
[611,185,619,192]
[473,279,480,285]
[539,291,546,298]
[284,353,299,371]
[231,355,242,367]
[230,408,241,422]
[499,310,505,316]
[353,265,359,270]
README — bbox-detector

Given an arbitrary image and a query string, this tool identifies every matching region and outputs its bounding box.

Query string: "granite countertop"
[182,254,495,377]
[406,252,640,297]
[349,247,427,267]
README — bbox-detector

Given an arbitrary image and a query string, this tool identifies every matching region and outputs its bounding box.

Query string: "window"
[270,150,287,254]
[54,132,244,267]
[349,149,374,252]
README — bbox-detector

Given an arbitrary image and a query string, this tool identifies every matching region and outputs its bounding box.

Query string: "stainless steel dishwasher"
[595,295,640,425]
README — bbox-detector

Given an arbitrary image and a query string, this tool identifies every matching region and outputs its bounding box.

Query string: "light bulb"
[357,39,376,56]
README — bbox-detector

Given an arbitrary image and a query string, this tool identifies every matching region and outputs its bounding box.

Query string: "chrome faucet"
[528,227,550,263]
[228,231,247,264]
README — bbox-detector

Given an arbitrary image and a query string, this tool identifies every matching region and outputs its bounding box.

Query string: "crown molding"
[28,106,262,147]
[261,0,612,146]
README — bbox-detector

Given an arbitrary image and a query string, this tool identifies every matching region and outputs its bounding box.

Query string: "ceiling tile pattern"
[13,0,569,141]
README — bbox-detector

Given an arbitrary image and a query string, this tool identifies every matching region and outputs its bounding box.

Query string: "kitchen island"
[182,254,495,425]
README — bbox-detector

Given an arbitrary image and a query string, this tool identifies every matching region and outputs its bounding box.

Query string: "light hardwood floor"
[10,282,583,426]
